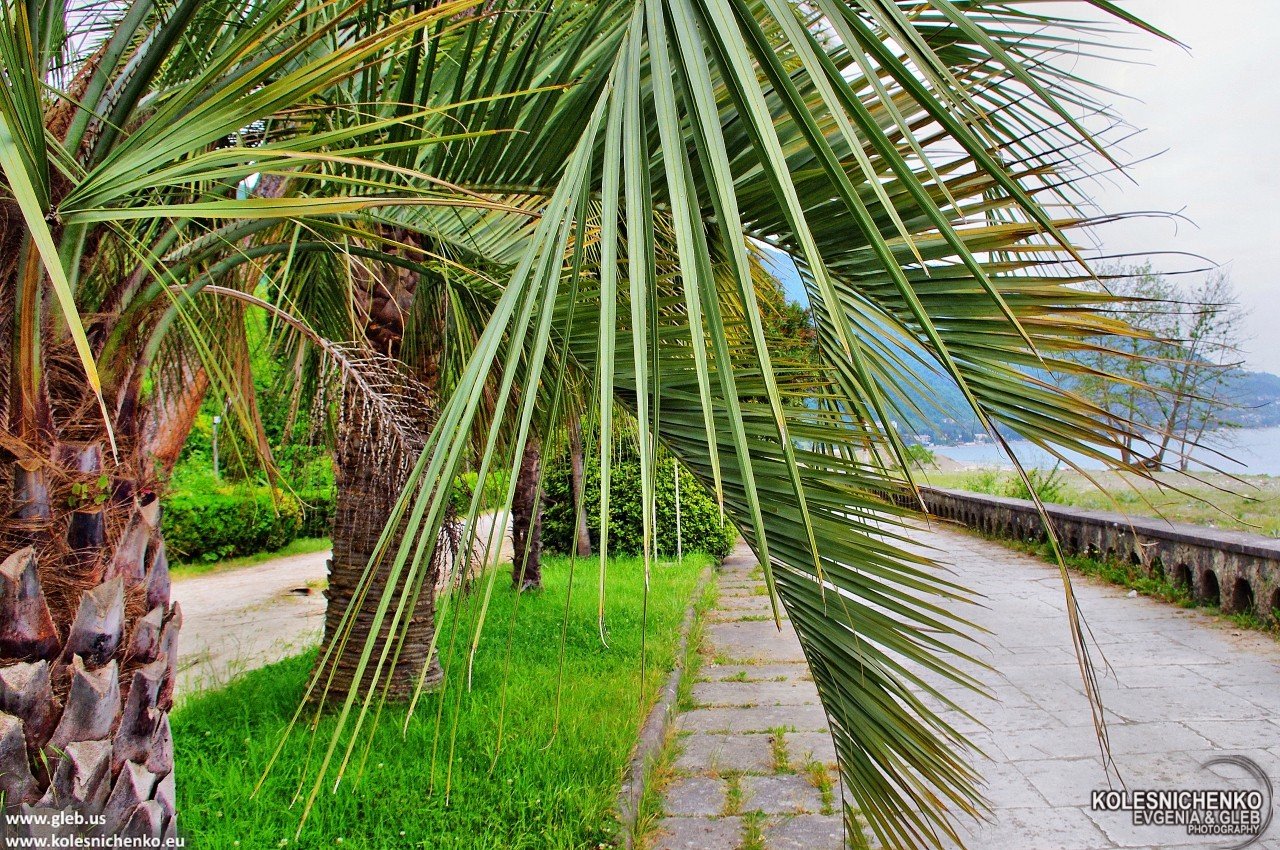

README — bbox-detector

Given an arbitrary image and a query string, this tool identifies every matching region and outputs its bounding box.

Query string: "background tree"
[510,436,543,590]
[1072,264,1244,469]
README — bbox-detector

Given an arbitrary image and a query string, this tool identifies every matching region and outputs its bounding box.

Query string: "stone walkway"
[654,543,852,850]
[655,524,1280,850]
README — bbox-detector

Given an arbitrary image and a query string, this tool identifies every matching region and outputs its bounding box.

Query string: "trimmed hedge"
[162,483,334,564]
[543,445,737,560]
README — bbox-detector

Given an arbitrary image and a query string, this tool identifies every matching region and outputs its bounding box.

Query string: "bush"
[962,468,1002,495]
[961,466,1066,504]
[453,469,511,514]
[162,478,328,563]
[1000,465,1067,504]
[296,487,336,539]
[543,443,737,560]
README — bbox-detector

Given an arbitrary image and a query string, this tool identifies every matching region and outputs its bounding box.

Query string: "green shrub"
[453,469,511,513]
[296,487,336,539]
[543,443,737,560]
[961,466,1066,505]
[1000,465,1066,504]
[162,480,310,563]
[963,469,1002,495]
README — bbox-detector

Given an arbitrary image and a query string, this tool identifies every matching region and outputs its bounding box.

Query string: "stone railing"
[914,487,1280,623]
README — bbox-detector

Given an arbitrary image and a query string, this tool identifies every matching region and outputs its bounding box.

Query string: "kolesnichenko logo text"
[1090,756,1274,849]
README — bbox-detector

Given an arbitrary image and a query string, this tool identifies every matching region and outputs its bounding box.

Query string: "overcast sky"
[1059,1,1280,373]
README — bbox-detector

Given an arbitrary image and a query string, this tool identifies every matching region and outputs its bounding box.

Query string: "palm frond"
[305,4,1170,849]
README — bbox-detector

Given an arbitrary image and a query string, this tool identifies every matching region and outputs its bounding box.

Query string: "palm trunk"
[511,437,543,590]
[2,226,199,839]
[1,445,179,843]
[315,394,444,703]
[313,232,451,703]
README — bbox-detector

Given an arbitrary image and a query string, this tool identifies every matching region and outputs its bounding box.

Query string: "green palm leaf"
[291,4,1172,849]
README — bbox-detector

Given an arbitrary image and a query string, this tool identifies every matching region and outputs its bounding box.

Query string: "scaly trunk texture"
[511,437,543,590]
[316,392,444,703]
[0,443,180,843]
[314,230,451,703]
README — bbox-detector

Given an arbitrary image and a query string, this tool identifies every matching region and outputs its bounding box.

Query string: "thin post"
[212,414,221,479]
[673,456,682,562]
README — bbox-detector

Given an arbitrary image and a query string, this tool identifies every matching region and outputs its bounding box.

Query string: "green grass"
[740,810,767,850]
[768,726,791,774]
[674,580,717,714]
[174,552,711,848]
[802,758,835,815]
[171,536,331,580]
[722,771,745,816]
[924,468,1280,537]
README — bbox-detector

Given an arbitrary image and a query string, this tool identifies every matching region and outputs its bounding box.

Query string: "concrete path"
[656,524,1280,849]
[172,548,329,696]
[172,513,513,698]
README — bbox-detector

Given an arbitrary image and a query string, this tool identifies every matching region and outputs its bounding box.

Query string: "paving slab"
[698,663,807,682]
[677,703,832,734]
[662,777,726,817]
[653,816,742,850]
[690,679,819,707]
[654,529,1280,849]
[763,814,846,850]
[707,620,806,663]
[674,732,775,773]
[740,774,826,815]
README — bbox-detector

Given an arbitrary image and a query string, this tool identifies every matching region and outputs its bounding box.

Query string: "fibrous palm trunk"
[510,436,542,590]
[316,392,444,702]
[314,231,450,703]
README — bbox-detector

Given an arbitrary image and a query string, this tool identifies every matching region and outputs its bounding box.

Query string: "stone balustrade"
[914,487,1280,623]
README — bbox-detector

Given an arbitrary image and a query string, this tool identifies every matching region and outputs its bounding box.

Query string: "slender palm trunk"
[313,231,451,703]
[315,394,444,703]
[511,437,543,590]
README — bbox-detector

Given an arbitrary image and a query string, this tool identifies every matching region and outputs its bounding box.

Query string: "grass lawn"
[174,552,712,849]
[923,468,1280,537]
[171,536,332,580]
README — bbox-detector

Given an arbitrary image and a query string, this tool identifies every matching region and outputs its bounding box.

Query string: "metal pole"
[673,457,682,562]
[212,415,221,480]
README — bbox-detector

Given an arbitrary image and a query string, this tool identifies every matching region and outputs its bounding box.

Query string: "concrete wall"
[916,487,1280,623]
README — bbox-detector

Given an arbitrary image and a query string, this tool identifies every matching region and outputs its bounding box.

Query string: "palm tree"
[0,0,500,837]
[2,2,1175,848]
[510,435,543,589]
[311,232,458,702]
[293,3,1174,849]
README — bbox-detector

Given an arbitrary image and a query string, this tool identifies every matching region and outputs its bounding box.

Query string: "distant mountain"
[1225,370,1280,428]
[759,247,1280,437]
[892,366,1280,444]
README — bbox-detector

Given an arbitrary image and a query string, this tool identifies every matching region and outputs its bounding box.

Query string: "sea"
[934,426,1280,477]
